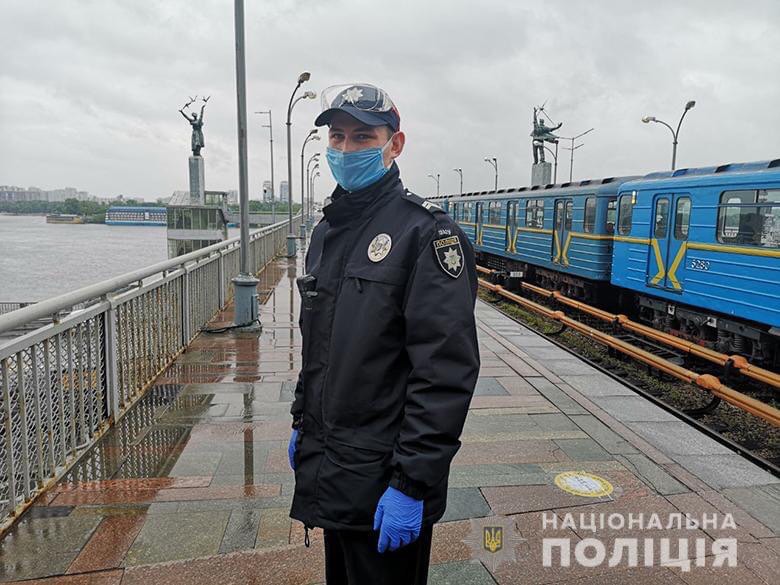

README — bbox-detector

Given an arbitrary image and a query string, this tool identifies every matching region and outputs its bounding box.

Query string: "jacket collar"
[323,163,402,226]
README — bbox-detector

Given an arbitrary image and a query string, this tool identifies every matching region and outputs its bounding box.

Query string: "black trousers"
[323,524,434,585]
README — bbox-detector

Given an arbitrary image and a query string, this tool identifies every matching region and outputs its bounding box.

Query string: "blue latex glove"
[373,486,423,553]
[288,429,299,471]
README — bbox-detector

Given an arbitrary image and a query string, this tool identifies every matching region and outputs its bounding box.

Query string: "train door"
[647,193,690,291]
[552,199,573,265]
[506,201,518,252]
[476,202,484,245]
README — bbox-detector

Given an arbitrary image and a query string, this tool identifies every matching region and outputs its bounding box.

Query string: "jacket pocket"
[343,262,408,287]
[317,434,393,528]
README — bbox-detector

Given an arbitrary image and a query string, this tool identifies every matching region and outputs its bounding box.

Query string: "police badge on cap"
[433,235,464,278]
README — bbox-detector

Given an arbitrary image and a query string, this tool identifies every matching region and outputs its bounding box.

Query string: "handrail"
[519,281,780,390]
[479,278,780,427]
[477,265,780,390]
[0,215,301,336]
[0,215,300,534]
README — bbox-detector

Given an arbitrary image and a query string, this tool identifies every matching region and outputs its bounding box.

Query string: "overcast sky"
[1,0,778,202]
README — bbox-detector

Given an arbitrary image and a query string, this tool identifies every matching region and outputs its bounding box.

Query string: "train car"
[611,160,780,363]
[447,177,636,301]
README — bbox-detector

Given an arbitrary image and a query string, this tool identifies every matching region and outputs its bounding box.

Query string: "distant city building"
[262,180,273,202]
[227,190,238,205]
[0,185,94,202]
[279,180,289,202]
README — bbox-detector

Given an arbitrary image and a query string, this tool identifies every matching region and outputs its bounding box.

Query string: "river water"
[0,215,238,302]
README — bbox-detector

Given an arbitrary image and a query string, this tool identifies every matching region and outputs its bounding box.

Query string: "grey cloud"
[1,0,778,200]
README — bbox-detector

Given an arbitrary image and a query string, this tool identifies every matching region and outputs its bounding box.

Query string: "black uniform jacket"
[289,163,480,532]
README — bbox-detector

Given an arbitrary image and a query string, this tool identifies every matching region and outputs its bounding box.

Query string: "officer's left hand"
[373,486,423,553]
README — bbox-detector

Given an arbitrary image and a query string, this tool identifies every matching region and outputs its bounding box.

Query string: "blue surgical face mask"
[326,134,395,192]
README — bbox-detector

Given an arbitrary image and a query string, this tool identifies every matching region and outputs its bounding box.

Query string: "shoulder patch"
[403,190,445,216]
[433,234,464,278]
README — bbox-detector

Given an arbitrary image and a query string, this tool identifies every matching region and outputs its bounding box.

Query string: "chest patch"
[433,235,464,278]
[368,233,392,262]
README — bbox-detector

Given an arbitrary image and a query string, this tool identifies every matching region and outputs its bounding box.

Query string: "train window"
[451,203,459,220]
[462,202,472,222]
[583,197,597,233]
[674,198,691,240]
[654,198,669,238]
[554,201,564,230]
[564,201,573,230]
[525,199,544,228]
[606,199,617,234]
[718,189,779,247]
[488,201,502,224]
[618,195,633,235]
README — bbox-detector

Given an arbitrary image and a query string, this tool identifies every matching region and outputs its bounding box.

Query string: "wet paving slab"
[1,249,779,584]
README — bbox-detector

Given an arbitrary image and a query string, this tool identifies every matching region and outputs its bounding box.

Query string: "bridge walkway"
[0,249,778,584]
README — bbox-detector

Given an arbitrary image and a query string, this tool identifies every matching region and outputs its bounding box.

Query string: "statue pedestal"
[189,155,205,203]
[531,162,552,187]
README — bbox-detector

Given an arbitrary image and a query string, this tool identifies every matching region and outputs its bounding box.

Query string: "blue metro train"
[432,160,780,365]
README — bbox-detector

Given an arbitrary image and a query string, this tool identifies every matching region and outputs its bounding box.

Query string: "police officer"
[288,83,480,584]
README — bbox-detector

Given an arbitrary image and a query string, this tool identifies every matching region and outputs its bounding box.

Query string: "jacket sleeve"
[290,322,304,429]
[388,219,480,499]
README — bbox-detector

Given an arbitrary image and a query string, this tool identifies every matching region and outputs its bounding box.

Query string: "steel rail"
[481,295,780,478]
[519,281,780,390]
[479,278,780,428]
[0,215,302,337]
[475,265,780,390]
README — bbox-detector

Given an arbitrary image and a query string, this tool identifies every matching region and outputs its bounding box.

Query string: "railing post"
[181,266,191,344]
[103,301,120,422]
[218,252,226,308]
[2,358,18,516]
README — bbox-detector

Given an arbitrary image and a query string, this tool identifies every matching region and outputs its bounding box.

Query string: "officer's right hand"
[288,429,299,471]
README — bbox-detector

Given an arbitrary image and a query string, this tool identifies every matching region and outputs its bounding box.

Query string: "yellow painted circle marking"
[554,471,614,498]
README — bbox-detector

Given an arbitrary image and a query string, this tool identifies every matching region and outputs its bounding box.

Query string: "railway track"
[476,265,780,473]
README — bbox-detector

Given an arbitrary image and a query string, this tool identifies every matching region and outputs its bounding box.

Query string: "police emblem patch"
[433,235,464,278]
[367,233,392,262]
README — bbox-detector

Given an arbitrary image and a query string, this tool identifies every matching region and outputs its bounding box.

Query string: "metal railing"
[0,216,301,530]
[0,304,34,316]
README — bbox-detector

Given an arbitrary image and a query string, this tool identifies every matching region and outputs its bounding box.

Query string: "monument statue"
[179,96,210,156]
[531,106,562,164]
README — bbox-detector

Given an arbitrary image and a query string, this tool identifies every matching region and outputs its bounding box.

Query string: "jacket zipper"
[309,221,369,527]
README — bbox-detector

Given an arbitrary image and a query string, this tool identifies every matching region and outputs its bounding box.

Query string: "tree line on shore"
[0,199,302,223]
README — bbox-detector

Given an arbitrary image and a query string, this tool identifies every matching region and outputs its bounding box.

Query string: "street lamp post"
[230,0,260,328]
[309,164,319,217]
[427,173,440,197]
[299,129,320,240]
[543,144,559,183]
[310,171,320,212]
[285,72,315,257]
[306,153,319,225]
[484,157,498,192]
[561,128,594,183]
[254,109,275,224]
[642,100,696,170]
[453,168,463,194]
